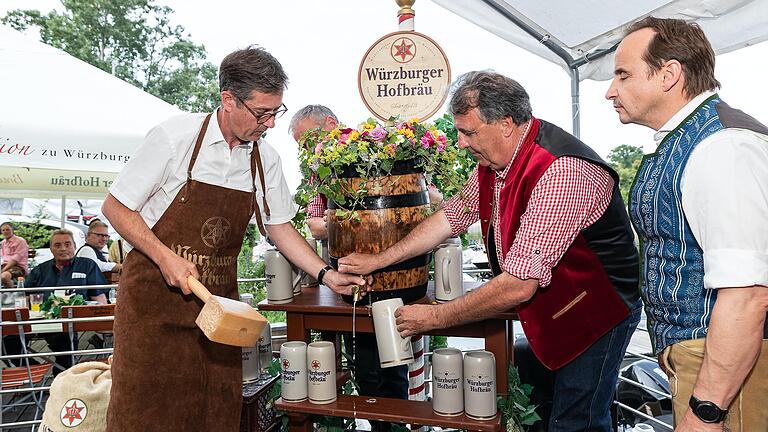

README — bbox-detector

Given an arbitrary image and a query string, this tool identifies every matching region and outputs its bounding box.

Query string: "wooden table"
[259,281,518,430]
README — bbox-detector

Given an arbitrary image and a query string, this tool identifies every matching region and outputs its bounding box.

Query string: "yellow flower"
[360,121,376,131]
[398,127,415,139]
[348,131,360,142]
[327,128,341,139]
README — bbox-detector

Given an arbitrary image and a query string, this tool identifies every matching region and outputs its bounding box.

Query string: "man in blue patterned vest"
[607,17,768,431]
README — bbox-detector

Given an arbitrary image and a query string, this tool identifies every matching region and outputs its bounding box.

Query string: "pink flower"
[420,133,435,148]
[369,126,387,142]
[314,142,323,155]
[436,135,447,152]
[339,133,350,144]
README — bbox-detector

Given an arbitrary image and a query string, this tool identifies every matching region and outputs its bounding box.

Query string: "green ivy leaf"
[317,166,331,179]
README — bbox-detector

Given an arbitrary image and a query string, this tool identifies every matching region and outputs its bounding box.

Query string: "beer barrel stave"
[328,161,431,302]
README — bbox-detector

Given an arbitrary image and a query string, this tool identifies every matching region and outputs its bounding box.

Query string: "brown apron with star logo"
[107,114,268,431]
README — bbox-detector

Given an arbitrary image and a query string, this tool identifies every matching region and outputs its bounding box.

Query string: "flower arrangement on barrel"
[295,114,475,222]
[294,113,476,297]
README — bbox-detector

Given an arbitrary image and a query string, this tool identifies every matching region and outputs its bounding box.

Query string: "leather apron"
[107,114,261,431]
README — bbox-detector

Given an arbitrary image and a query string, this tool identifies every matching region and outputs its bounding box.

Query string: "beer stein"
[265,248,298,304]
[300,238,319,289]
[257,323,273,377]
[307,341,337,404]
[280,342,308,402]
[434,242,464,302]
[372,298,414,368]
[464,351,497,420]
[432,347,464,416]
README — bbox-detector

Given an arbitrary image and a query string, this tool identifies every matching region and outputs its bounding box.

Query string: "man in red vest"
[340,71,642,431]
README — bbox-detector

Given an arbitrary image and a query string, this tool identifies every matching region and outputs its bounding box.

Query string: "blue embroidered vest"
[629,95,768,353]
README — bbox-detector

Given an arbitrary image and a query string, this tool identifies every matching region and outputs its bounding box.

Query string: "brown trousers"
[660,338,768,431]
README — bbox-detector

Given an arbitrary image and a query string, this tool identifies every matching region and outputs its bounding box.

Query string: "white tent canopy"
[433,0,768,135]
[0,25,181,198]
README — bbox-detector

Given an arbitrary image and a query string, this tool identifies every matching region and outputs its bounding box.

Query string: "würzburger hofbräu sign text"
[358,31,451,122]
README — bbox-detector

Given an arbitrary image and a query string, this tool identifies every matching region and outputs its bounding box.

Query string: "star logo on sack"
[200,216,231,248]
[311,360,321,370]
[282,359,290,369]
[60,399,87,427]
[390,37,415,63]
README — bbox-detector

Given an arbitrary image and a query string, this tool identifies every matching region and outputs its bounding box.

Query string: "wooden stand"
[259,281,516,431]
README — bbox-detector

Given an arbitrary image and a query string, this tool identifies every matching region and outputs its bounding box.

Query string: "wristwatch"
[689,395,728,423]
[317,265,333,285]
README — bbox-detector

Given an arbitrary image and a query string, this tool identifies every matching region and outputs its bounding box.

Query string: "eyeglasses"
[91,233,110,238]
[235,96,287,125]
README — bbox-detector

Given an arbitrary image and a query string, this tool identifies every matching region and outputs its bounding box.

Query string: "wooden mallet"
[187,276,268,347]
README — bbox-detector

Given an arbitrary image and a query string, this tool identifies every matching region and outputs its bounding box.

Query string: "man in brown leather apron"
[102,46,367,431]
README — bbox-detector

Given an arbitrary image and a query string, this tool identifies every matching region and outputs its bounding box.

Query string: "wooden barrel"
[328,159,431,303]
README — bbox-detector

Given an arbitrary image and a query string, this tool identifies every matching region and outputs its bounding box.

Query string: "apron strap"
[250,141,271,237]
[179,113,213,204]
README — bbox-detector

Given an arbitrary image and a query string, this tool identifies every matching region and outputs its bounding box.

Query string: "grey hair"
[50,229,74,244]
[288,105,338,134]
[87,220,108,234]
[449,71,532,125]
[219,46,288,101]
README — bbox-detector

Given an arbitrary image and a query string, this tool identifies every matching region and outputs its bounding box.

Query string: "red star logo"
[282,359,290,369]
[391,38,415,63]
[311,360,321,370]
[61,399,85,426]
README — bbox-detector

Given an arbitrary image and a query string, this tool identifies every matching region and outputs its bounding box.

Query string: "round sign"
[358,31,451,122]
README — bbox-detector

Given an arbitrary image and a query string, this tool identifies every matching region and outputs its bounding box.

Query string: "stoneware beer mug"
[307,341,337,404]
[291,265,303,295]
[280,341,308,402]
[242,343,260,384]
[434,242,464,302]
[257,323,272,377]
[372,298,414,368]
[239,292,254,307]
[265,248,295,304]
[464,350,497,420]
[432,348,464,416]
[300,238,319,288]
[241,293,259,383]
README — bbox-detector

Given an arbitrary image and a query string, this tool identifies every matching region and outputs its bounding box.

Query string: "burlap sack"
[38,360,111,432]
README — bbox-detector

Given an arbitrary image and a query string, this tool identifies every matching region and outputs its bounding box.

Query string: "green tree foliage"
[607,144,644,203]
[3,0,219,112]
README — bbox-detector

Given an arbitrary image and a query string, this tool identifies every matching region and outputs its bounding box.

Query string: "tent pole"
[60,195,66,228]
[479,0,621,138]
[570,67,581,138]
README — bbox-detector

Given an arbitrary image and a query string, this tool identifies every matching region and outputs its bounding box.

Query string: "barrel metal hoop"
[328,191,429,210]
[330,252,432,273]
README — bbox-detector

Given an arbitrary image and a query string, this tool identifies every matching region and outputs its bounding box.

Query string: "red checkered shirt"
[443,154,614,287]
[306,194,326,218]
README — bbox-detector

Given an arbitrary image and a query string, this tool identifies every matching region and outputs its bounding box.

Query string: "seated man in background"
[76,220,122,273]
[28,229,108,373]
[1,221,29,288]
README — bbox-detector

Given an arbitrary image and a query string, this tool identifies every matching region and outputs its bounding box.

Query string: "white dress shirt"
[653,91,768,289]
[110,110,298,252]
[76,245,118,272]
